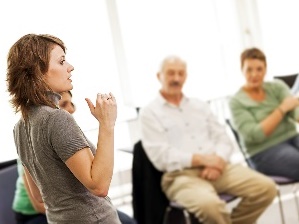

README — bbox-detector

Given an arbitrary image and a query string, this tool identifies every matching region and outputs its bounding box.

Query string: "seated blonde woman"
[229,47,299,180]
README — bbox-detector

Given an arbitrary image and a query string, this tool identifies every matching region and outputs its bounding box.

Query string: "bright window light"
[257,0,299,77]
[0,0,135,162]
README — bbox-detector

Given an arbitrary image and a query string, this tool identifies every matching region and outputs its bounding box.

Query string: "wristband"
[277,107,285,116]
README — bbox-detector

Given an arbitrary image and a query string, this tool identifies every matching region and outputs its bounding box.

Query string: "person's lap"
[164,164,273,199]
[162,169,230,223]
[25,215,48,224]
[213,164,274,196]
[162,164,276,224]
[15,212,47,224]
[251,135,299,180]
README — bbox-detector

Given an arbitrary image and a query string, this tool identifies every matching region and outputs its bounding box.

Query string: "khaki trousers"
[161,164,277,224]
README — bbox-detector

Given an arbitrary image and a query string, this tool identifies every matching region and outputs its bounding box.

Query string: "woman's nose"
[68,64,74,73]
[251,72,259,78]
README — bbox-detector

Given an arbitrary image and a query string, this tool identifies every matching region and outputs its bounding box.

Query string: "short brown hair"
[240,47,267,69]
[6,34,66,121]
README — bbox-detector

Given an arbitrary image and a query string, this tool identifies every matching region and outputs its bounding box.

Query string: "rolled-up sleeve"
[293,107,299,121]
[229,97,267,144]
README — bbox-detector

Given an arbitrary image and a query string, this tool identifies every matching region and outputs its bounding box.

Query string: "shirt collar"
[46,91,62,108]
[156,92,189,107]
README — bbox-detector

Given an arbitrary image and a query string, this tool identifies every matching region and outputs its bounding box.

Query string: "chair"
[225,119,299,224]
[0,163,18,224]
[132,140,237,224]
[274,73,298,89]
[274,73,299,94]
[0,158,17,170]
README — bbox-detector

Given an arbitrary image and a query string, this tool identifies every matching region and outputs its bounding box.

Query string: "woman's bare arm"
[65,93,117,196]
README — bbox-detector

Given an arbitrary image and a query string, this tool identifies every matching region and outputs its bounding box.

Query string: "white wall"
[1,0,299,162]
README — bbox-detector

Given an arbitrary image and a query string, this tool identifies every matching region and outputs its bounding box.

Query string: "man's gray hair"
[159,55,187,72]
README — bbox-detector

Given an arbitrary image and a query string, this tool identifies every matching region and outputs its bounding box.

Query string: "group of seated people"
[138,47,299,224]
[6,33,299,224]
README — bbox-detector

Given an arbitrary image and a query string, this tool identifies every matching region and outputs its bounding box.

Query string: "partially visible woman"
[7,34,120,223]
[229,47,299,180]
[12,159,47,224]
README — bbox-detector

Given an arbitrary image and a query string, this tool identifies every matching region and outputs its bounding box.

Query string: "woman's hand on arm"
[66,93,117,197]
[261,96,299,136]
[279,95,299,114]
[23,172,45,213]
[23,167,43,203]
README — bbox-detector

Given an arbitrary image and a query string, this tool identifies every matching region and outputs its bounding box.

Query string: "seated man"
[138,55,277,224]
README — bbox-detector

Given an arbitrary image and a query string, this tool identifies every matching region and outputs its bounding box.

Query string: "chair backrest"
[0,163,18,224]
[132,140,169,224]
[274,73,299,94]
[274,73,298,89]
[225,119,256,168]
[225,119,246,157]
[0,159,17,170]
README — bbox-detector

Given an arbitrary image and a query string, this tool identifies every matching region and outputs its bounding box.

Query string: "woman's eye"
[60,60,65,65]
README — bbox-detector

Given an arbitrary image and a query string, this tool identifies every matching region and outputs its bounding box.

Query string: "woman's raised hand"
[85,92,117,128]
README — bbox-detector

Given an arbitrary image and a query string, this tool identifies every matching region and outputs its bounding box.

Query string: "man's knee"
[261,176,277,201]
[250,175,277,203]
[189,196,230,224]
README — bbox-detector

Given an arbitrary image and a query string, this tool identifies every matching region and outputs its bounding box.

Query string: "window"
[0,0,134,162]
[116,0,242,105]
[257,0,299,78]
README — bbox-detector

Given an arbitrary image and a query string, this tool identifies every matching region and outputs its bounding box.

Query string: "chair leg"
[182,209,192,224]
[163,205,193,224]
[162,206,172,224]
[292,184,299,222]
[276,186,286,224]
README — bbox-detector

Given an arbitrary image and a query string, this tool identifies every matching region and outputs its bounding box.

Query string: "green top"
[12,159,38,215]
[229,79,299,157]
